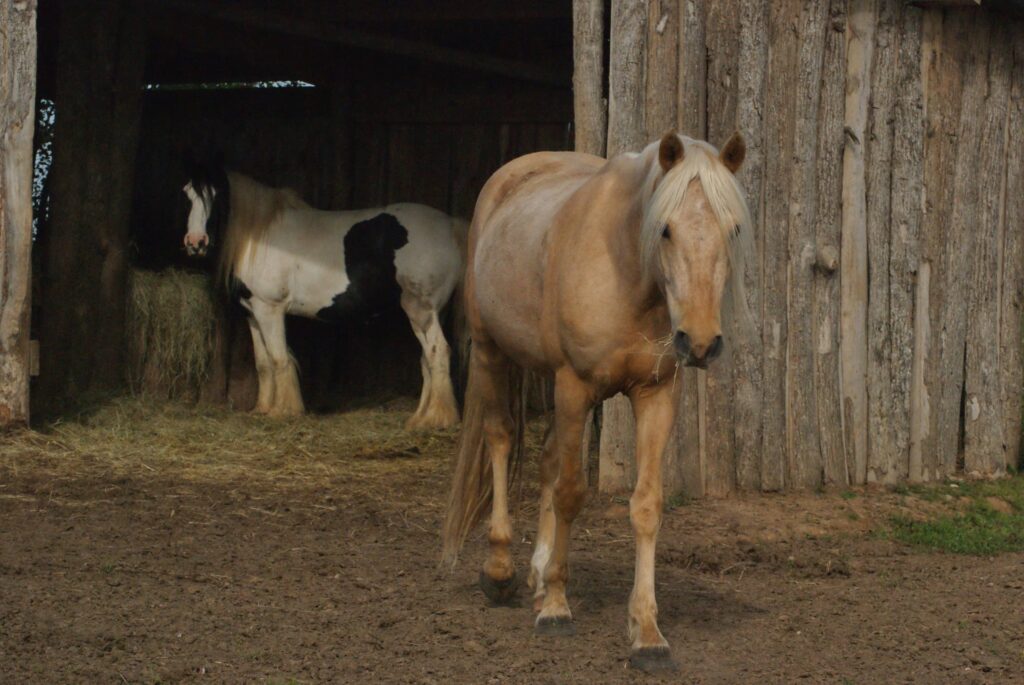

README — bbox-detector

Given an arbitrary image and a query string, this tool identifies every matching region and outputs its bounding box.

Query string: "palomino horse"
[183,164,465,428]
[443,132,751,671]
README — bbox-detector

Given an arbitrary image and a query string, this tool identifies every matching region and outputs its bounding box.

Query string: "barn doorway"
[30,0,573,416]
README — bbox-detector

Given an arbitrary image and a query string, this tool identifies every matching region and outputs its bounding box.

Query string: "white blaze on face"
[183,183,213,255]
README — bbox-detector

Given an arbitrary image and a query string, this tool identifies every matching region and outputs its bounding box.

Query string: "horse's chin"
[680,356,709,370]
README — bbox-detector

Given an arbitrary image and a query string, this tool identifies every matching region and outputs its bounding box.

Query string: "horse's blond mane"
[638,136,756,332]
[217,172,311,289]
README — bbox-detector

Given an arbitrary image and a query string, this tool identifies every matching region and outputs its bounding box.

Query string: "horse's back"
[468,151,605,367]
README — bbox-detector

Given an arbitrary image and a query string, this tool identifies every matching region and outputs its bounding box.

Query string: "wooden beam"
[162,0,569,87]
[840,0,875,484]
[0,0,37,427]
[573,0,606,156]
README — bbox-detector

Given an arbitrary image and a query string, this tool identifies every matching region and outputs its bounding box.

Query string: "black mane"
[184,156,231,251]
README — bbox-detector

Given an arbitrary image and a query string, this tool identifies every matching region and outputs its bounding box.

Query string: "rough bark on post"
[917,10,966,481]
[598,0,647,493]
[840,0,875,485]
[1000,27,1024,472]
[733,0,769,492]
[785,0,829,490]
[760,0,802,490]
[887,3,924,482]
[937,12,986,476]
[865,0,899,483]
[0,0,37,427]
[814,0,848,486]
[963,17,1013,476]
[573,0,606,157]
[39,0,146,407]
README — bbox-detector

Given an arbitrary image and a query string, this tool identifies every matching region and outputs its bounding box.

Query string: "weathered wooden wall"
[131,85,571,409]
[0,0,38,427]
[594,0,1024,493]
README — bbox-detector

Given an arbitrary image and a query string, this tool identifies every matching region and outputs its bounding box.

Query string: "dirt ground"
[1,400,1022,684]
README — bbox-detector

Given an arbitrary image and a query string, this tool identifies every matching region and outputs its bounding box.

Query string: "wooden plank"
[677,0,707,138]
[936,12,987,476]
[814,0,849,487]
[386,124,452,209]
[840,0,876,485]
[40,0,146,404]
[449,124,502,221]
[732,0,769,492]
[1000,26,1024,472]
[759,0,802,491]
[573,0,607,156]
[887,3,925,482]
[598,0,648,493]
[646,0,679,139]
[349,84,573,125]
[0,0,37,427]
[703,0,742,496]
[783,0,830,490]
[606,0,649,154]
[865,0,899,484]
[963,16,1013,476]
[917,10,966,481]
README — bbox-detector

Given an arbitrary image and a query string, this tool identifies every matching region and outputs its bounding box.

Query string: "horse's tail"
[441,346,527,569]
[449,217,472,401]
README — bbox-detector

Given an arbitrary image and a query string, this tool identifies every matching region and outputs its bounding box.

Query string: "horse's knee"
[629,488,663,536]
[553,473,586,520]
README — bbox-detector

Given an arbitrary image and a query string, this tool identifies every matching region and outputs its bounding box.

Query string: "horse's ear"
[658,132,684,172]
[719,131,746,173]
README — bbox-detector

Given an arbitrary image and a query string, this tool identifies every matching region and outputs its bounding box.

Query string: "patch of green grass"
[887,474,1024,555]
[840,490,858,500]
[665,492,689,510]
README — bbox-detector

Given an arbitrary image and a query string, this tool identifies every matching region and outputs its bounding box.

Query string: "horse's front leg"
[250,299,304,417]
[626,381,679,672]
[535,370,591,635]
[245,315,275,414]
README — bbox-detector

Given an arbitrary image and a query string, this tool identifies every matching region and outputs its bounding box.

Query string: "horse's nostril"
[707,335,724,360]
[673,331,691,359]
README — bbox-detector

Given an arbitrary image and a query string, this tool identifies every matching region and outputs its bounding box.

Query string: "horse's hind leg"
[527,424,556,611]
[402,296,459,430]
[246,315,275,414]
[473,341,518,604]
[250,299,304,417]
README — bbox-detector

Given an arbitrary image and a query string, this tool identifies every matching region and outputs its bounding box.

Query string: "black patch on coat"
[316,213,409,322]
[230,277,252,302]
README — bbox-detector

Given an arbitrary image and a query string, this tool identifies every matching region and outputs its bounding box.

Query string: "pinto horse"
[443,132,752,671]
[182,165,465,428]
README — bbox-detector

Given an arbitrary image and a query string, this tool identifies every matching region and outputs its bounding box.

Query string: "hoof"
[534,615,576,637]
[629,646,678,673]
[479,569,518,605]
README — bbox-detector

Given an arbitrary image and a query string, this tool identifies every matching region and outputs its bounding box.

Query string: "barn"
[6,0,1018,494]
[2,1,1024,680]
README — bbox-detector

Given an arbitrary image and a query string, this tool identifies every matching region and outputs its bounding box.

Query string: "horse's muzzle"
[674,331,724,368]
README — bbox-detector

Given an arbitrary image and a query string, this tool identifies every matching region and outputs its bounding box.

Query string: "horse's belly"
[472,222,548,368]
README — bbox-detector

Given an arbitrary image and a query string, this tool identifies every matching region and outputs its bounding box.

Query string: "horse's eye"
[661,224,671,240]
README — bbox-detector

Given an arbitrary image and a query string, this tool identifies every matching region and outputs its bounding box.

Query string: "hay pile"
[127,268,217,400]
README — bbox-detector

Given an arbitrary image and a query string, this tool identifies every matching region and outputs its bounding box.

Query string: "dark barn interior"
[32,0,574,413]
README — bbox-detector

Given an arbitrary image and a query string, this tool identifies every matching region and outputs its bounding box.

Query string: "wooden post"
[572,0,606,157]
[814,0,849,487]
[0,0,37,427]
[39,0,146,405]
[733,0,769,492]
[840,0,876,485]
[598,0,647,493]
[964,17,1013,476]
[1000,28,1024,472]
